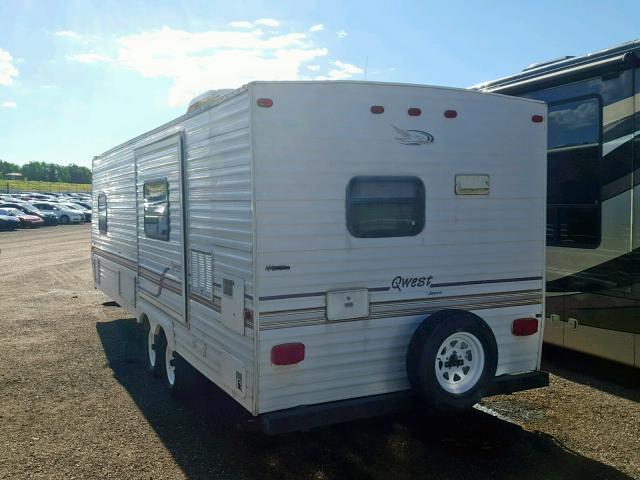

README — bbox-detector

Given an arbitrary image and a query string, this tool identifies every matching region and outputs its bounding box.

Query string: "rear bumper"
[248,370,549,435]
[484,370,549,396]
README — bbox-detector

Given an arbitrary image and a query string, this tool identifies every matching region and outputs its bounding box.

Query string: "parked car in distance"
[0,202,58,225]
[0,207,44,228]
[57,202,91,222]
[0,209,21,231]
[69,201,91,210]
[30,201,84,224]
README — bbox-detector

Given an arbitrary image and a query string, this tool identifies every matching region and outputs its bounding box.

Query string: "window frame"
[97,193,108,234]
[346,175,426,239]
[143,178,171,241]
[546,94,603,249]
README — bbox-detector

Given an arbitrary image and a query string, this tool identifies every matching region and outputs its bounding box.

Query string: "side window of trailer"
[547,96,601,248]
[143,179,170,241]
[97,193,107,234]
[347,176,425,238]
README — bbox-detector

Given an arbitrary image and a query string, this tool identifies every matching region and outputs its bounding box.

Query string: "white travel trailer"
[92,81,548,433]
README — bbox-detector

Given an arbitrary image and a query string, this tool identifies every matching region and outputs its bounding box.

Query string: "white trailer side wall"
[92,88,256,412]
[92,146,138,310]
[252,82,546,413]
[180,90,256,412]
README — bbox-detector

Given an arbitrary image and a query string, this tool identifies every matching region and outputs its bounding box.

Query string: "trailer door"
[135,133,188,325]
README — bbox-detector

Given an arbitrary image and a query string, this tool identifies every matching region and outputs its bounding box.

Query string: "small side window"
[143,178,170,241]
[347,176,425,238]
[98,193,108,234]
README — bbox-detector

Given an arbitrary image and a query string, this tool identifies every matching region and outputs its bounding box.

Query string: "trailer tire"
[164,344,199,397]
[406,310,498,411]
[142,320,165,378]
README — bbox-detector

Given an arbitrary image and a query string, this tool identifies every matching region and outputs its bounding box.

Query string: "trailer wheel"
[142,320,165,378]
[164,344,198,397]
[406,310,498,411]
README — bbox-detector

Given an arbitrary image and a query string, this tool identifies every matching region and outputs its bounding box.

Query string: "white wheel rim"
[165,344,176,386]
[147,329,156,367]
[435,332,485,394]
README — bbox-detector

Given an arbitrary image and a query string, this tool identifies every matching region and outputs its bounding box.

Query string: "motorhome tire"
[406,310,498,410]
[142,320,165,378]
[164,346,198,397]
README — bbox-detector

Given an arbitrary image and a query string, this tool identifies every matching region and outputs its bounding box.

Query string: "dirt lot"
[0,225,638,479]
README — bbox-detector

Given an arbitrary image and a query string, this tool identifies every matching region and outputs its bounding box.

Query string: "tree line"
[0,160,92,184]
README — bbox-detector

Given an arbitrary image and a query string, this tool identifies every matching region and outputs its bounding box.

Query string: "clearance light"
[257,98,273,108]
[271,343,305,366]
[532,115,544,123]
[444,110,457,118]
[408,108,422,116]
[370,105,385,114]
[512,318,539,336]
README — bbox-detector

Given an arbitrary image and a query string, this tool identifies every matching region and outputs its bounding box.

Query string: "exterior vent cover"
[191,250,213,298]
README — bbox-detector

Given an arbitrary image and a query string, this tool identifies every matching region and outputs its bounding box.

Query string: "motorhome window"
[347,176,425,238]
[143,179,170,241]
[546,97,601,248]
[97,193,107,234]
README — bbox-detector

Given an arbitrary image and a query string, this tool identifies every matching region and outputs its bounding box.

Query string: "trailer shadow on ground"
[542,345,640,403]
[96,317,634,480]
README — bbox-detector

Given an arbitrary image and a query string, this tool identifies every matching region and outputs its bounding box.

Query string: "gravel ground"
[0,225,638,479]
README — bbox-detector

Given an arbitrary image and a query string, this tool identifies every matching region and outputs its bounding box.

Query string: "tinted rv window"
[97,193,107,234]
[143,179,170,241]
[547,97,601,248]
[347,176,425,238]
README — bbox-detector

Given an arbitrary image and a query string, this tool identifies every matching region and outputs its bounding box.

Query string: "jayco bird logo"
[392,125,435,145]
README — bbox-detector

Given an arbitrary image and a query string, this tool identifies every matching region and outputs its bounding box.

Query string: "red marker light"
[257,98,273,108]
[271,343,305,366]
[512,318,539,336]
[408,108,421,116]
[532,114,544,123]
[370,105,384,114]
[444,110,457,118]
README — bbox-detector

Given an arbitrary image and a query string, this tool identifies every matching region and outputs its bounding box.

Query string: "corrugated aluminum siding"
[92,88,256,412]
[92,149,137,265]
[182,90,255,412]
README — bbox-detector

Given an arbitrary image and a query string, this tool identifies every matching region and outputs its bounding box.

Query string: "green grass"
[1,179,91,193]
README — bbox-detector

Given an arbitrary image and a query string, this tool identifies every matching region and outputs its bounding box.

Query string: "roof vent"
[187,89,233,113]
[522,56,575,72]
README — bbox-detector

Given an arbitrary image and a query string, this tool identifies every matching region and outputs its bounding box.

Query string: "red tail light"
[512,318,539,336]
[444,109,457,118]
[532,114,544,123]
[271,343,305,365]
[408,108,421,116]
[370,105,384,114]
[257,98,273,108]
[244,308,253,323]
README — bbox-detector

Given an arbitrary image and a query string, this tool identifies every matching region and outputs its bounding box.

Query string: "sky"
[0,0,638,168]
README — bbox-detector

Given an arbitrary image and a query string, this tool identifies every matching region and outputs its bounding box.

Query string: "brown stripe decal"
[258,276,542,301]
[92,246,137,271]
[93,246,255,303]
[93,246,182,296]
[93,245,541,332]
[259,289,543,330]
[190,292,222,312]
